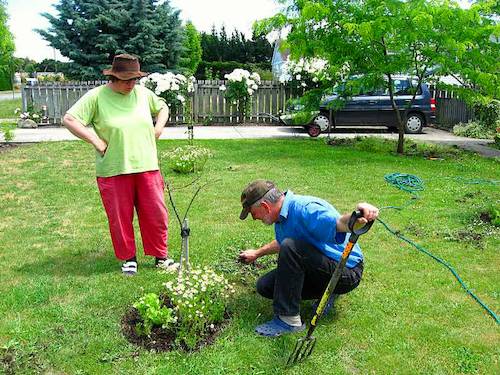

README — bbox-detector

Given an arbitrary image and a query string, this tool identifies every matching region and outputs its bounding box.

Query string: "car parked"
[280,77,437,137]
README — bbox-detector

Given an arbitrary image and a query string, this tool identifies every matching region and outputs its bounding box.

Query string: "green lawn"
[0,98,21,119]
[0,138,498,374]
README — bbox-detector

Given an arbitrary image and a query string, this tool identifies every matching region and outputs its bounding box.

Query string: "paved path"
[0,92,21,101]
[2,125,499,157]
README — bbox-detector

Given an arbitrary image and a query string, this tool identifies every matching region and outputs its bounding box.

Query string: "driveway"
[2,125,499,157]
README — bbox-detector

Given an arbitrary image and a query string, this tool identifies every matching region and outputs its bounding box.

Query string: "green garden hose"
[380,173,499,324]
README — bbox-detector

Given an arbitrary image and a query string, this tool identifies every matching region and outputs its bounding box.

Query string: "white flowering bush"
[131,267,235,350]
[15,106,42,122]
[279,58,351,91]
[279,58,331,88]
[163,266,235,349]
[140,72,196,116]
[163,145,213,174]
[279,59,351,124]
[219,68,261,121]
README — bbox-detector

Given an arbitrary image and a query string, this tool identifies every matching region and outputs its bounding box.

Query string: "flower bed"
[122,267,235,351]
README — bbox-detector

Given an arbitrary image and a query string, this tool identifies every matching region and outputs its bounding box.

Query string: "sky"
[6,0,282,62]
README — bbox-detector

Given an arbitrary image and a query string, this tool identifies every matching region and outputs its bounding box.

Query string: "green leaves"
[133,293,176,336]
[0,0,14,85]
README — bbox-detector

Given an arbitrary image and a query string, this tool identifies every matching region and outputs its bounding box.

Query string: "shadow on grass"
[15,252,116,277]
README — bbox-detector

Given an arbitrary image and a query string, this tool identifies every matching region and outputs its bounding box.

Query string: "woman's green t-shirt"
[67,85,166,177]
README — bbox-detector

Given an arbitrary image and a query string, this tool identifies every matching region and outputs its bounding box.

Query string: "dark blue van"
[280,76,437,137]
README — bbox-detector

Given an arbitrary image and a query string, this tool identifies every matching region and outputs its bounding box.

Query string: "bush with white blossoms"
[162,145,213,174]
[219,68,261,121]
[140,72,196,115]
[163,266,235,348]
[279,58,332,89]
[15,106,42,122]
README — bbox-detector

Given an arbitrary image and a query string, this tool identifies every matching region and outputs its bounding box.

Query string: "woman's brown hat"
[102,54,147,80]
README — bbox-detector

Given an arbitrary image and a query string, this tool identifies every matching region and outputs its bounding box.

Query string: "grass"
[0,137,498,374]
[0,98,21,119]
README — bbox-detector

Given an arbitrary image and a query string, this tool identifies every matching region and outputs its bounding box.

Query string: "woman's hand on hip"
[93,138,108,156]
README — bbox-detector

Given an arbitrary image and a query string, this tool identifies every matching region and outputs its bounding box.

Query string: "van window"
[392,79,422,95]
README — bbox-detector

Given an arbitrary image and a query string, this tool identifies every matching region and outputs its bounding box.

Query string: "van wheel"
[313,113,331,130]
[307,124,321,137]
[405,113,424,134]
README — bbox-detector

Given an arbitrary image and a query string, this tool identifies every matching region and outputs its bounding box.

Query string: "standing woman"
[63,53,173,275]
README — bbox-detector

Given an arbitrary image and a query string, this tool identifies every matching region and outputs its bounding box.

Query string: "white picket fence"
[22,81,472,127]
[21,80,297,125]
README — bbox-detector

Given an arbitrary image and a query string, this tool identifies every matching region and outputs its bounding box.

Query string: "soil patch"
[453,231,483,242]
[0,143,18,153]
[121,297,230,352]
[0,347,15,375]
[479,211,492,224]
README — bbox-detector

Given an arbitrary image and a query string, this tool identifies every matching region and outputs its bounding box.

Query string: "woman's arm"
[62,113,107,155]
[154,106,169,139]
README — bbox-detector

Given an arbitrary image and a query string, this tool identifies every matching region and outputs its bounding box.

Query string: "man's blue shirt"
[274,191,363,268]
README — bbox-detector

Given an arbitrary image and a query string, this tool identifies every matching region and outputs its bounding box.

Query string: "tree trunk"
[387,74,405,154]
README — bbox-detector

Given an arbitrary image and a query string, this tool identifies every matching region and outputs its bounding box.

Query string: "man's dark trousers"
[256,238,364,316]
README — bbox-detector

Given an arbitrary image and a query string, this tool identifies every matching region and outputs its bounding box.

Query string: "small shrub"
[163,145,212,174]
[0,122,16,142]
[133,293,177,336]
[493,133,500,150]
[452,121,495,139]
[202,112,214,126]
[473,99,499,130]
[163,266,235,349]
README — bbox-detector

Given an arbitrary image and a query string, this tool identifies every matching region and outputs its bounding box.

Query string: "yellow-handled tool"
[287,210,374,365]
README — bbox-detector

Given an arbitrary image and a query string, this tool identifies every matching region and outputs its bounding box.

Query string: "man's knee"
[280,237,297,251]
[280,237,302,255]
[279,238,309,259]
[256,275,273,299]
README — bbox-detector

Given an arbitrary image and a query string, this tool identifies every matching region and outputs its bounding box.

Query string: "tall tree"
[36,0,184,80]
[200,26,273,64]
[0,0,15,90]
[250,31,273,63]
[256,0,499,154]
[13,57,37,75]
[179,21,202,75]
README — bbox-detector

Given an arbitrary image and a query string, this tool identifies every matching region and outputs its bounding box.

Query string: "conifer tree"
[37,0,184,80]
[179,21,202,75]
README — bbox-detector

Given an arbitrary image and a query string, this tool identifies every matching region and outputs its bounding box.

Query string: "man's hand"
[355,202,379,225]
[238,249,259,264]
[337,202,379,233]
[93,138,108,156]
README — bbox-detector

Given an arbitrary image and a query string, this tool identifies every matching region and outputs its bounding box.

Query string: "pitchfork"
[287,210,374,365]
